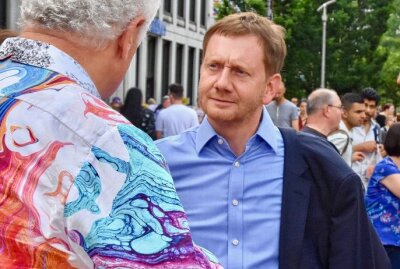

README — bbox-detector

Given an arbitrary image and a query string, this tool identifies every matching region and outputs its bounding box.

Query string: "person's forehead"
[206,34,263,59]
[332,94,341,104]
[364,99,377,106]
[349,102,365,111]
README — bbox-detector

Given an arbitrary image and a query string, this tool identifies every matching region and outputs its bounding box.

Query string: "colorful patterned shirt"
[0,37,221,269]
[365,157,400,246]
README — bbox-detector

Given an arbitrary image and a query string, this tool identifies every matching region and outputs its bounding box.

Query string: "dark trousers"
[384,245,400,269]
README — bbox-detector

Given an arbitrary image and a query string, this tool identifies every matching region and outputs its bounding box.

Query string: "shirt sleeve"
[328,131,348,154]
[373,158,400,183]
[290,106,299,121]
[155,110,164,132]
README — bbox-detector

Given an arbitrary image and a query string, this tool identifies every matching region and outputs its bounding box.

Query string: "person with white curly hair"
[0,0,222,268]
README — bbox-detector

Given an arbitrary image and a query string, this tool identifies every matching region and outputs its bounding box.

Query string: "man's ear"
[118,16,146,60]
[342,110,348,120]
[263,74,281,105]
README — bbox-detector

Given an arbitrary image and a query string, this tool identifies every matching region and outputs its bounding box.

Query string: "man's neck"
[304,123,330,137]
[208,112,262,157]
[276,98,286,105]
[362,119,372,133]
[342,119,353,131]
[171,99,184,105]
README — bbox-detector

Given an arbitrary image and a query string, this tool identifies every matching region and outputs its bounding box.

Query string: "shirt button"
[232,239,239,246]
[218,138,223,145]
[234,161,240,167]
[232,199,239,206]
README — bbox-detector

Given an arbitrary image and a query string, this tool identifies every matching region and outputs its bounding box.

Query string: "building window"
[175,44,184,84]
[135,46,141,87]
[146,36,157,101]
[0,1,6,28]
[162,40,171,96]
[198,49,203,79]
[164,0,172,14]
[200,0,207,27]
[177,0,185,19]
[187,47,196,105]
[189,0,196,23]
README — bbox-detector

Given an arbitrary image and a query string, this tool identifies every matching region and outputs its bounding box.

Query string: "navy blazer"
[278,128,390,269]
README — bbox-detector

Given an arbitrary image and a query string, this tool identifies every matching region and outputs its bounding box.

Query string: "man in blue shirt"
[156,12,389,269]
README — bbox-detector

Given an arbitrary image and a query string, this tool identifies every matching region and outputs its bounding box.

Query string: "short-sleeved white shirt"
[155,104,199,137]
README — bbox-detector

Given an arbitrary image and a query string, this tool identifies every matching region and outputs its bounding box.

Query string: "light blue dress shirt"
[156,109,284,269]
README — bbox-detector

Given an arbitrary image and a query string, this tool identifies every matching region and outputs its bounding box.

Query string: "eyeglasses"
[328,104,344,111]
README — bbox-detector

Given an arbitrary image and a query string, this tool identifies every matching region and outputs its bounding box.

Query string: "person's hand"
[363,141,378,153]
[378,144,386,157]
[352,151,365,162]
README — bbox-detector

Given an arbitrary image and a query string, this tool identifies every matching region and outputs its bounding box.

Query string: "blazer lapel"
[278,128,311,269]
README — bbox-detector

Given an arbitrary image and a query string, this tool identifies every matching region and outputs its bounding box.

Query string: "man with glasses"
[302,88,343,149]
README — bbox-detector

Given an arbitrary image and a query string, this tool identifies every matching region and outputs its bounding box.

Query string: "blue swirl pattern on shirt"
[67,124,194,263]
[64,162,101,217]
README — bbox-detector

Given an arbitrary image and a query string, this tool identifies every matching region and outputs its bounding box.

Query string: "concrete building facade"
[1,0,215,105]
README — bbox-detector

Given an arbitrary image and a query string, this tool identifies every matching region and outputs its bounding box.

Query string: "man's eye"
[207,63,219,70]
[234,69,248,76]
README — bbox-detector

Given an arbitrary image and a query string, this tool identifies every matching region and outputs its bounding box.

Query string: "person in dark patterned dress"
[121,87,156,140]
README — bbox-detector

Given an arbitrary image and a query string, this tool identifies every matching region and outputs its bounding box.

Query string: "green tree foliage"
[273,0,392,98]
[214,0,236,20]
[375,0,400,106]
[214,0,267,19]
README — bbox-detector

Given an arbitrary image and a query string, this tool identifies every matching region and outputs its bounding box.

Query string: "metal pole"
[317,0,336,88]
[321,7,327,88]
[267,0,273,20]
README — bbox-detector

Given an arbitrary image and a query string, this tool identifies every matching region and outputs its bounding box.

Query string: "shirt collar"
[195,107,279,154]
[0,37,100,98]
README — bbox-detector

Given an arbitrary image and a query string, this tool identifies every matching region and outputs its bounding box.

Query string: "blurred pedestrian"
[298,98,307,130]
[376,103,395,128]
[155,83,198,139]
[291,97,299,106]
[301,88,342,150]
[147,97,157,111]
[121,87,156,140]
[154,95,170,119]
[381,114,395,144]
[353,87,384,188]
[266,81,299,130]
[397,72,400,86]
[110,96,123,112]
[365,123,400,269]
[328,92,366,167]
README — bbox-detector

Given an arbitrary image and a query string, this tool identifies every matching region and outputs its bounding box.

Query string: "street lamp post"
[317,0,336,88]
[266,0,273,20]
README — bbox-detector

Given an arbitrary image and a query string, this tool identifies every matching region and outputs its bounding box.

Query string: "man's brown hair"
[202,12,287,75]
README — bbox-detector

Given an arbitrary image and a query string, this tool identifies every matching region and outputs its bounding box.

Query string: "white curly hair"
[20,0,160,48]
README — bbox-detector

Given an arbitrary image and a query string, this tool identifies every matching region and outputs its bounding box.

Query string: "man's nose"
[215,67,232,90]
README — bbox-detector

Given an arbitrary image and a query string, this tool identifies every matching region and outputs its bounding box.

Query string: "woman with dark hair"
[121,87,156,140]
[365,123,400,268]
